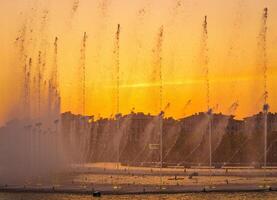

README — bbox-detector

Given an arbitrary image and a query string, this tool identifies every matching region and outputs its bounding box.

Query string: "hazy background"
[0,0,276,125]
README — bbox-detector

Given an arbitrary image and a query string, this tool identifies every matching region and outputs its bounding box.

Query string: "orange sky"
[0,0,277,125]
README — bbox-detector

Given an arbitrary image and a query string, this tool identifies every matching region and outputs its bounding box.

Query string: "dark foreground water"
[0,192,277,200]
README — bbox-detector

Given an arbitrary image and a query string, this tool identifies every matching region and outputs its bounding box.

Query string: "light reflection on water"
[0,192,277,200]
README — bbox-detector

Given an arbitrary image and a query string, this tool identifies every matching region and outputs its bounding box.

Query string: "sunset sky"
[0,0,276,125]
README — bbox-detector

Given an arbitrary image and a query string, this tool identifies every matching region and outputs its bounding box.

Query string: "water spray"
[26,58,32,120]
[114,24,121,168]
[52,37,58,88]
[15,22,29,119]
[155,25,164,187]
[183,99,192,117]
[80,32,88,115]
[261,8,268,106]
[201,16,209,112]
[37,51,42,118]
[162,99,191,162]
[228,101,239,114]
[201,15,213,184]
[115,24,120,119]
[48,37,59,116]
[260,7,269,180]
[23,56,29,120]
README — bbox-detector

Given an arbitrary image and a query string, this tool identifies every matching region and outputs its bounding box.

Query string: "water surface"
[0,192,277,200]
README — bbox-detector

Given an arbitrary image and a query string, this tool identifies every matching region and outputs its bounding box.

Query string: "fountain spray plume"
[155,25,164,185]
[259,7,269,169]
[23,57,28,115]
[156,26,164,114]
[260,8,269,106]
[48,37,60,118]
[38,8,50,92]
[115,24,121,117]
[211,102,239,161]
[163,100,192,161]
[15,12,38,119]
[183,99,192,116]
[52,37,58,88]
[71,0,80,18]
[163,101,190,161]
[15,23,27,54]
[201,16,210,111]
[16,6,48,120]
[228,101,239,114]
[15,21,29,119]
[14,4,39,116]
[133,26,164,166]
[65,0,80,29]
[114,24,121,166]
[23,57,32,121]
[79,32,88,115]
[201,15,213,171]
[182,116,209,164]
[210,101,238,163]
[27,58,32,119]
[39,9,49,35]
[36,51,42,118]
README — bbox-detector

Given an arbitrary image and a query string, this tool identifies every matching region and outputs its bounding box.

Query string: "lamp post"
[263,104,269,177]
[54,119,59,168]
[207,108,213,186]
[159,111,164,188]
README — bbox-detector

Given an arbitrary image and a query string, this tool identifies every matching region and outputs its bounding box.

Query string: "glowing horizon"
[0,0,277,125]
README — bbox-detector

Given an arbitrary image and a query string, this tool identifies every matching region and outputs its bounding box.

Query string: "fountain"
[114,24,121,167]
[0,13,66,182]
[157,25,164,172]
[259,7,269,169]
[1,0,277,195]
[80,32,88,115]
[198,15,213,168]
